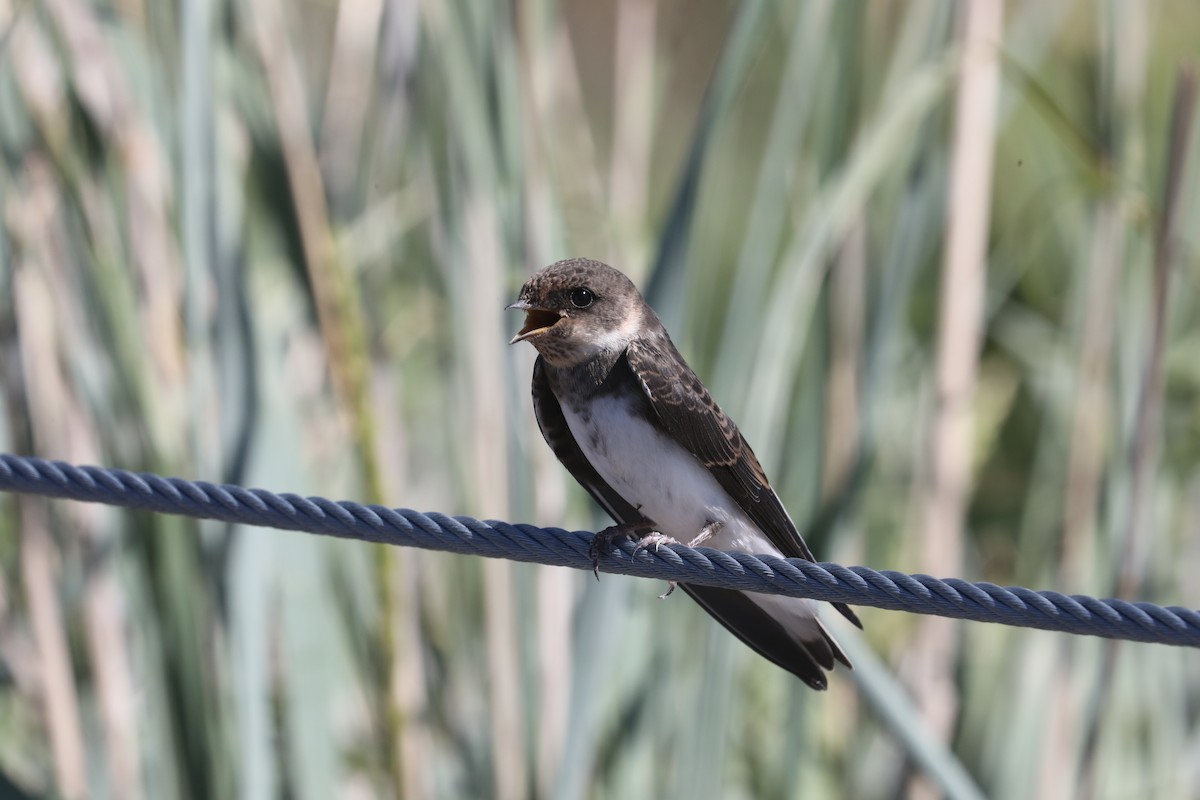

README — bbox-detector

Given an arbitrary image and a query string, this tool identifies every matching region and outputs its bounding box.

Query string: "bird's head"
[508,258,646,367]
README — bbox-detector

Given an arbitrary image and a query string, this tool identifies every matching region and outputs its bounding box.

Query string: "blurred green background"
[0,0,1198,798]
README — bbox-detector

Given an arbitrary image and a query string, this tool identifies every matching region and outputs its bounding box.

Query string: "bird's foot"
[589,520,723,594]
[630,531,680,559]
[628,531,681,598]
[655,522,722,600]
[624,534,681,597]
[589,522,658,579]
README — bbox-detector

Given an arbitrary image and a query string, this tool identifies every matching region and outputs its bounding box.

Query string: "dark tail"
[681,583,851,690]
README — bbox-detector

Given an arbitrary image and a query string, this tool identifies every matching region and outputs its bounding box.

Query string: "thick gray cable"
[1,454,1197,647]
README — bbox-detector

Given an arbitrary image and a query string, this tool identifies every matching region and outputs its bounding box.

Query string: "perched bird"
[508,258,861,689]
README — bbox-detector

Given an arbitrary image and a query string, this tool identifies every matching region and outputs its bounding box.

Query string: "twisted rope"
[1,454,1197,647]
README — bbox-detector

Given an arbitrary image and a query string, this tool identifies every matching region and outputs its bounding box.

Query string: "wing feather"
[531,352,859,682]
[624,337,861,629]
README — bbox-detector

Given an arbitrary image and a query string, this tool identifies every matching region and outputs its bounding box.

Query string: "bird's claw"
[587,525,687,600]
[588,523,657,580]
[630,532,679,559]
[587,535,608,580]
[630,532,680,599]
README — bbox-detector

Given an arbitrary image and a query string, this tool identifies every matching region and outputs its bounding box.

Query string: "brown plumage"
[510,258,860,689]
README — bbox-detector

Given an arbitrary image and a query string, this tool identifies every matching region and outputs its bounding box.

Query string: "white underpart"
[561,393,823,637]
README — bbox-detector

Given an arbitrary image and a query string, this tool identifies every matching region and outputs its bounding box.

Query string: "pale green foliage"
[0,2,1198,799]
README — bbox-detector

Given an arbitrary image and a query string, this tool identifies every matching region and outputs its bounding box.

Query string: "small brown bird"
[509,258,860,689]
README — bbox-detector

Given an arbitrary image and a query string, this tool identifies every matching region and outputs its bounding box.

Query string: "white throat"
[577,307,643,360]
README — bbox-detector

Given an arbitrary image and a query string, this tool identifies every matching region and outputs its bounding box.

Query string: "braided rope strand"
[1,454,1197,647]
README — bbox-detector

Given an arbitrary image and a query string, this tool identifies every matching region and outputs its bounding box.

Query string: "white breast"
[560,394,778,556]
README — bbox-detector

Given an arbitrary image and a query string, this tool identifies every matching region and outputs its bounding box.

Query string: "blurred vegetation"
[0,1,1198,798]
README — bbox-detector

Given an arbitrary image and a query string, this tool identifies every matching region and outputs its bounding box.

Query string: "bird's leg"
[686,520,723,549]
[589,521,659,579]
[658,520,724,599]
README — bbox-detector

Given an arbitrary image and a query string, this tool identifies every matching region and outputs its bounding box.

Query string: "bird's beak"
[506,299,563,344]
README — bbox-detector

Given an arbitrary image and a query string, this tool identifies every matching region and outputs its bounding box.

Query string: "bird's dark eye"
[570,288,594,309]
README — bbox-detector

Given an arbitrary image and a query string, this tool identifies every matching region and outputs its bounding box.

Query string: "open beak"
[506,300,564,344]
